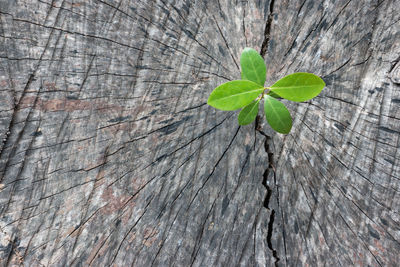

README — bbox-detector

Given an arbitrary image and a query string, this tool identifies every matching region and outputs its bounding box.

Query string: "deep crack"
[260,0,275,58]
[256,1,280,264]
[255,115,280,266]
[267,210,279,265]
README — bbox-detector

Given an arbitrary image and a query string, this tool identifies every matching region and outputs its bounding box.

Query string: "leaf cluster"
[207,48,325,134]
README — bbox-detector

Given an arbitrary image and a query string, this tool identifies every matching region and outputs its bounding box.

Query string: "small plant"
[207,48,325,134]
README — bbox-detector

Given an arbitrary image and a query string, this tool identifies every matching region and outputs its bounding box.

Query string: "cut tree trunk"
[0,0,399,266]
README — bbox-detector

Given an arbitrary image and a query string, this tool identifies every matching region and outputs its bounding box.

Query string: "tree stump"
[0,0,399,266]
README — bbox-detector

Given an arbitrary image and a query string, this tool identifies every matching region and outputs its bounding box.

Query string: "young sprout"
[207,48,325,134]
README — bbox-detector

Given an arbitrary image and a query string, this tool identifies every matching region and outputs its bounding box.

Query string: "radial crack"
[255,116,280,266]
[260,0,275,58]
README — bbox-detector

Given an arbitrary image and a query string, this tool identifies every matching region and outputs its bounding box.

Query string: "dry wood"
[0,0,399,266]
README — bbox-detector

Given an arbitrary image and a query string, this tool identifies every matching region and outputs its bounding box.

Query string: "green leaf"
[207,80,264,111]
[240,47,266,86]
[238,100,260,125]
[264,95,292,134]
[270,72,325,102]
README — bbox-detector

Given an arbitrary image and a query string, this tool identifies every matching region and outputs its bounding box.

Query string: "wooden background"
[0,0,399,266]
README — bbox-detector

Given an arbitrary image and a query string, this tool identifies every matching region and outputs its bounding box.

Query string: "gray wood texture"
[0,0,399,266]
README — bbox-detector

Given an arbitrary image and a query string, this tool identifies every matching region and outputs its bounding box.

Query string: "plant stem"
[257,87,271,101]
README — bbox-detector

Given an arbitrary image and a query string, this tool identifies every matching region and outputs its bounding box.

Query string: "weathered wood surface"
[0,0,399,266]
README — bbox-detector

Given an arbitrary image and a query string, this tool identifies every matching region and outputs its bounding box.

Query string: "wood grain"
[0,0,399,266]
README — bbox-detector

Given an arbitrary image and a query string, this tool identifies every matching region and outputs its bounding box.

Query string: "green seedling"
[207,48,325,134]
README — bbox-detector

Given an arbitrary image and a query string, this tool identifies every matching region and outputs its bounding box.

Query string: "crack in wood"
[258,0,281,265]
[255,115,280,266]
[260,0,275,58]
